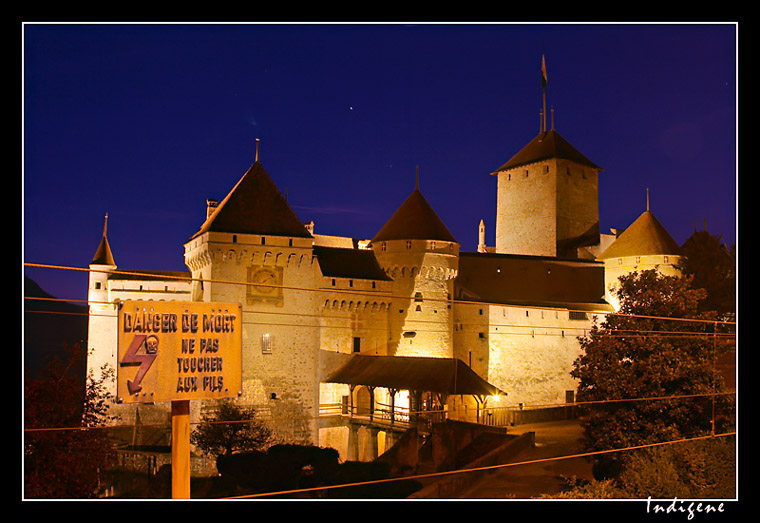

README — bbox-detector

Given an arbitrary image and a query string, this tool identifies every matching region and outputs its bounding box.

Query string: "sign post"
[171,400,191,498]
[116,300,243,499]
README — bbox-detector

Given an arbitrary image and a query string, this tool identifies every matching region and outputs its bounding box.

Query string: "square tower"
[492,129,602,258]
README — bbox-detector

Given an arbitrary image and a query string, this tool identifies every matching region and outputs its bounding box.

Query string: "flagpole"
[541,55,548,133]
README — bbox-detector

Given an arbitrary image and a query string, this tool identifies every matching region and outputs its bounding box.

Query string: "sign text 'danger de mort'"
[117,300,243,403]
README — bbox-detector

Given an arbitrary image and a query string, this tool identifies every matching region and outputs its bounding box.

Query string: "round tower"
[597,191,683,310]
[370,173,459,359]
[87,214,119,395]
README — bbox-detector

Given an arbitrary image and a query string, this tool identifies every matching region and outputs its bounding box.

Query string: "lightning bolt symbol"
[120,334,157,394]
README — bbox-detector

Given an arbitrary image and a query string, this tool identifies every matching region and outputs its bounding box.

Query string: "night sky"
[22,22,737,305]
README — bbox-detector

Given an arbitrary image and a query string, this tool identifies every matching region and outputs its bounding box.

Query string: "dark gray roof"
[372,189,457,243]
[313,246,392,281]
[492,129,602,173]
[325,354,505,396]
[190,162,312,240]
[455,251,611,309]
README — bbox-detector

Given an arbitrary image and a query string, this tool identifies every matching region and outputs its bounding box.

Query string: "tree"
[24,344,117,498]
[571,270,733,471]
[190,400,275,457]
[679,230,736,319]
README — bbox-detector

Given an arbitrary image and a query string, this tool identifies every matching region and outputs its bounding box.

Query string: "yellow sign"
[117,300,242,403]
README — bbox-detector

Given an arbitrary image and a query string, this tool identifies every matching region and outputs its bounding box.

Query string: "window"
[261,237,266,245]
[349,280,353,288]
[431,241,436,250]
[381,242,386,252]
[95,282,101,289]
[569,311,588,321]
[414,292,423,302]
[332,279,336,286]
[406,240,412,250]
[232,235,237,243]
[353,337,361,353]
[664,256,669,263]
[261,333,273,354]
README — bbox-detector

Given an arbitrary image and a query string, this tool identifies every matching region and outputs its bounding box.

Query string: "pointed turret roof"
[372,188,457,243]
[91,214,116,266]
[491,129,602,173]
[597,210,680,260]
[190,161,312,240]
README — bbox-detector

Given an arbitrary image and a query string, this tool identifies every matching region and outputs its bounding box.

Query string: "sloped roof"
[372,189,457,243]
[325,354,505,396]
[190,162,312,240]
[492,129,602,173]
[597,210,681,260]
[91,235,115,266]
[455,251,612,310]
[313,246,392,281]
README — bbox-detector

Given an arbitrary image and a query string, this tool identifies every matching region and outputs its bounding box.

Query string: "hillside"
[23,276,88,379]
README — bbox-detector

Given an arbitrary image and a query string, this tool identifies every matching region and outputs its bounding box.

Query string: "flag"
[541,55,548,90]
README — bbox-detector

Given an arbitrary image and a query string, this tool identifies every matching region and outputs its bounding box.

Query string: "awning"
[325,354,506,397]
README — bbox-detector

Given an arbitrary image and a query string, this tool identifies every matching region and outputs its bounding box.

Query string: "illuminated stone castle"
[87,88,682,461]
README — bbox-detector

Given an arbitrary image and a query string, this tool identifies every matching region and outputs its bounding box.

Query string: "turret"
[87,214,118,393]
[370,169,459,358]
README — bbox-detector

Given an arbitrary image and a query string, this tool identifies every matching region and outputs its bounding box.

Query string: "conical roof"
[91,214,115,265]
[492,129,602,173]
[372,189,457,243]
[91,235,115,265]
[190,162,312,240]
[597,210,681,260]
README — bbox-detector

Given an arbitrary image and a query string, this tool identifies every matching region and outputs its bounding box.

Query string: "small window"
[430,241,436,249]
[381,242,386,252]
[289,238,293,247]
[232,234,237,243]
[414,292,423,302]
[372,281,376,289]
[353,337,361,353]
[95,282,101,289]
[261,333,273,354]
[332,279,336,286]
[349,280,353,288]
[406,240,412,249]
[664,256,669,263]
[261,237,266,245]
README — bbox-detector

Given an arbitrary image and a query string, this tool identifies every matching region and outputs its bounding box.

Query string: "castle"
[86,78,683,460]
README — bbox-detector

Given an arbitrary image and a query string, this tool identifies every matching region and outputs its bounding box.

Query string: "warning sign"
[117,300,243,403]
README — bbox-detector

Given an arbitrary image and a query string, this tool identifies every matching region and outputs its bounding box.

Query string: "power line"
[24,262,736,327]
[223,431,738,500]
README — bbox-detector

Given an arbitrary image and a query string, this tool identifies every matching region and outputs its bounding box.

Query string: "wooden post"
[171,400,191,499]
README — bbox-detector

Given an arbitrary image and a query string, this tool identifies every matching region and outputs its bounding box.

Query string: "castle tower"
[597,191,683,310]
[492,57,603,258]
[87,214,118,394]
[183,146,319,443]
[370,172,459,359]
[492,128,602,258]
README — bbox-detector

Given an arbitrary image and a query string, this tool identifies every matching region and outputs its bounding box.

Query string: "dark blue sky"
[23,22,737,304]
